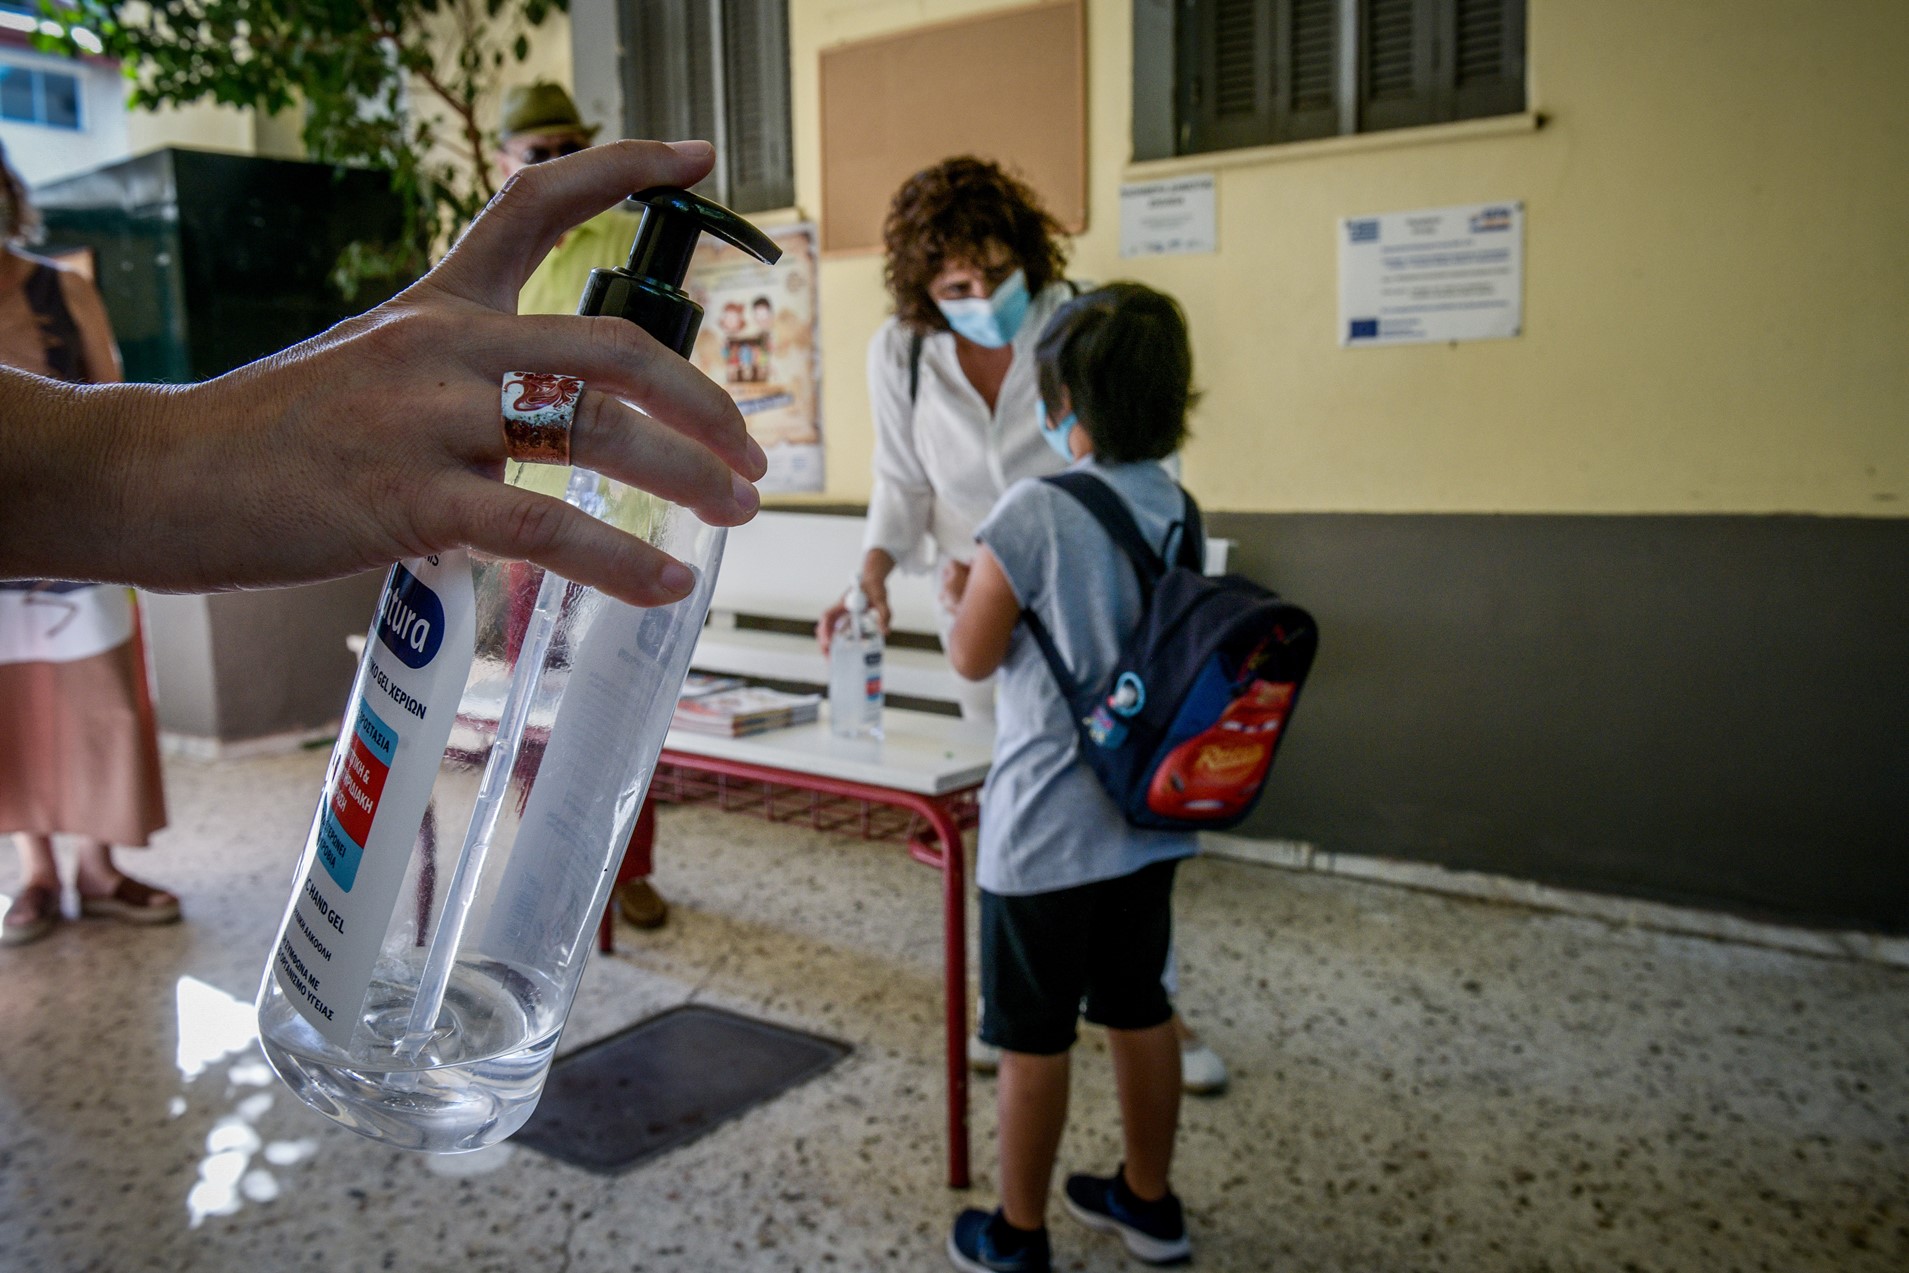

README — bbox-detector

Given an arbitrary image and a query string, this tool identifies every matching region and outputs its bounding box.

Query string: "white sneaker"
[967,1034,1002,1074]
[1180,1039,1228,1095]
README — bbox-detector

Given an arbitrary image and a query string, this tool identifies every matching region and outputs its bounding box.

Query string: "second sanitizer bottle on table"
[255,190,781,1153]
[828,579,884,739]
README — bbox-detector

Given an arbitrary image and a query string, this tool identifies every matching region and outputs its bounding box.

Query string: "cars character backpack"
[1019,471,1318,831]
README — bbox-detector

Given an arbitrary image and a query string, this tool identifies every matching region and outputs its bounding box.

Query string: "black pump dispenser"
[577,187,782,357]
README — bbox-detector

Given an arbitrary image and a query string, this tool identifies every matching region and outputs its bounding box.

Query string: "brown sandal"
[2,883,62,946]
[78,876,181,925]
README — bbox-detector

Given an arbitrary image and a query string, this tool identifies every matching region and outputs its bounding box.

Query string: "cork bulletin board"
[818,0,1087,255]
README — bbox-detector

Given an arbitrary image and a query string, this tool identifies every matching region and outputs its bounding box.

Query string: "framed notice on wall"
[685,224,823,494]
[1339,201,1524,347]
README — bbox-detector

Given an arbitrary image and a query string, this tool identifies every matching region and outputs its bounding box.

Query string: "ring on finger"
[501,371,585,464]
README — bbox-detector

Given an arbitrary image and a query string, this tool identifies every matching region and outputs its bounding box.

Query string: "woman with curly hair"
[816,156,1075,712]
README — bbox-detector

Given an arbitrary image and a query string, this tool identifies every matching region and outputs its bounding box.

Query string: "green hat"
[499,82,600,142]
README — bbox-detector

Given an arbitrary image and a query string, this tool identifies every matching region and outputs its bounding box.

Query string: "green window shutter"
[622,0,719,154]
[1179,0,1276,154]
[720,0,795,212]
[622,1,792,212]
[1176,0,1342,154]
[1450,0,1525,121]
[1358,0,1523,133]
[1282,0,1341,140]
[1360,0,1439,133]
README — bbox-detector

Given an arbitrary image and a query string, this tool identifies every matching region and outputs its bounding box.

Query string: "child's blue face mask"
[1036,399,1079,461]
[936,268,1030,348]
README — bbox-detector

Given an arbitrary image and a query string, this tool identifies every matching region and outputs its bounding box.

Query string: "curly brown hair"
[881,156,1068,334]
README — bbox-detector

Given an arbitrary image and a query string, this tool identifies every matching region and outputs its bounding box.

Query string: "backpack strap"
[1019,603,1079,705]
[1042,471,1168,602]
[1173,489,1206,573]
[1019,471,1188,708]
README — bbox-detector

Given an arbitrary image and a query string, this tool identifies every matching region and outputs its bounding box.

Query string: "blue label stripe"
[354,700,397,765]
[317,809,365,892]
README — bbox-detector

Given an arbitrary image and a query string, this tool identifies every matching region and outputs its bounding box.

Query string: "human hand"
[938,558,971,613]
[5,140,763,608]
[815,574,892,654]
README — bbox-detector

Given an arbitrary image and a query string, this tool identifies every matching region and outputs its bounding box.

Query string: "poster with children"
[685,222,823,493]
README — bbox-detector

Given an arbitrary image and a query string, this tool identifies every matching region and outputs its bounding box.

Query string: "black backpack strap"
[1173,489,1206,573]
[1019,605,1079,704]
[1020,471,1184,713]
[907,330,924,405]
[1042,472,1167,602]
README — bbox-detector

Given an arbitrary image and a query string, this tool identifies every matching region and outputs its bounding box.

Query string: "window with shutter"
[1284,0,1340,139]
[1360,0,1437,131]
[1450,0,1525,122]
[620,0,794,213]
[1359,0,1524,134]
[1153,0,1522,157]
[721,0,795,212]
[1177,0,1341,153]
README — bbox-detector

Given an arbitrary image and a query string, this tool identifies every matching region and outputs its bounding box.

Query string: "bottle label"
[271,555,476,1048]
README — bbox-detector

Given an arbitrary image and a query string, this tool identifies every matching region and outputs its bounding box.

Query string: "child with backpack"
[940,283,1211,1272]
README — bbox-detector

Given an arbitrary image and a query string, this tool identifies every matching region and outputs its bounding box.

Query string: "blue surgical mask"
[935,268,1030,348]
[1036,399,1079,461]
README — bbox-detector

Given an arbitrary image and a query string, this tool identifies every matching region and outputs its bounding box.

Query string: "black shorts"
[978,859,1179,1056]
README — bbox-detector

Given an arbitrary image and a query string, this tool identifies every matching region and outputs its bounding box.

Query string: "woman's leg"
[1106,1018,1182,1201]
[73,838,128,895]
[73,839,179,918]
[4,833,63,941]
[996,1048,1071,1231]
[13,832,58,889]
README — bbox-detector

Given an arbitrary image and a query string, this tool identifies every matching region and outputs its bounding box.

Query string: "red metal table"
[596,709,993,1189]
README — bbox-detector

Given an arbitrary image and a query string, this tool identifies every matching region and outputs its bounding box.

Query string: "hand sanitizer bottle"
[828,579,884,739]
[255,189,782,1153]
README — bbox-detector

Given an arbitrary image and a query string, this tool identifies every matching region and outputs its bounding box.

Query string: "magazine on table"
[679,672,746,700]
[671,684,821,737]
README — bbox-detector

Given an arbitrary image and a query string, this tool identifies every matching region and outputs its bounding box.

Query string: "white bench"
[691,508,1232,707]
[693,510,966,705]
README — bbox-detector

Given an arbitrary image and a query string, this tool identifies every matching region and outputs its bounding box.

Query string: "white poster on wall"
[1120,174,1216,258]
[1339,201,1524,347]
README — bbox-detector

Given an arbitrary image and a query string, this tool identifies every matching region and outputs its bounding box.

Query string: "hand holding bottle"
[0,140,762,609]
[816,550,894,654]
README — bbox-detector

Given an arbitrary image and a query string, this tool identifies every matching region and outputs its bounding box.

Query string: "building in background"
[0,2,129,186]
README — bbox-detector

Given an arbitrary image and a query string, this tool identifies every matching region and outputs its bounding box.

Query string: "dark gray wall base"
[143,572,384,744]
[1207,512,1909,933]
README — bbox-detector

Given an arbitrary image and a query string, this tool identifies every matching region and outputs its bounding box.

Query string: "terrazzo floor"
[1,749,1905,1272]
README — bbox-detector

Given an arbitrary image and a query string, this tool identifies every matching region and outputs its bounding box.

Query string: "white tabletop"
[662,705,994,796]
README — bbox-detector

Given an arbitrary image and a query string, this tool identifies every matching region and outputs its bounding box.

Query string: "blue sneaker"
[1062,1167,1192,1265]
[947,1208,1051,1273]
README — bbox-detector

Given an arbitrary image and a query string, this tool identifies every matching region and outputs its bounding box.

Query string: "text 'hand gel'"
[256,190,782,1152]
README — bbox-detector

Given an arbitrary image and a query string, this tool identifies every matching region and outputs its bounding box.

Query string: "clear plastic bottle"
[255,189,782,1152]
[828,579,884,739]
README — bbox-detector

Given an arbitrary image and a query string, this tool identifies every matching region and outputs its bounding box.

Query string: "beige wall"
[778,0,1907,516]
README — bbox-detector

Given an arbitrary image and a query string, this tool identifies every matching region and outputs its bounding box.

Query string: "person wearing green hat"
[496,83,670,932]
[496,83,644,320]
